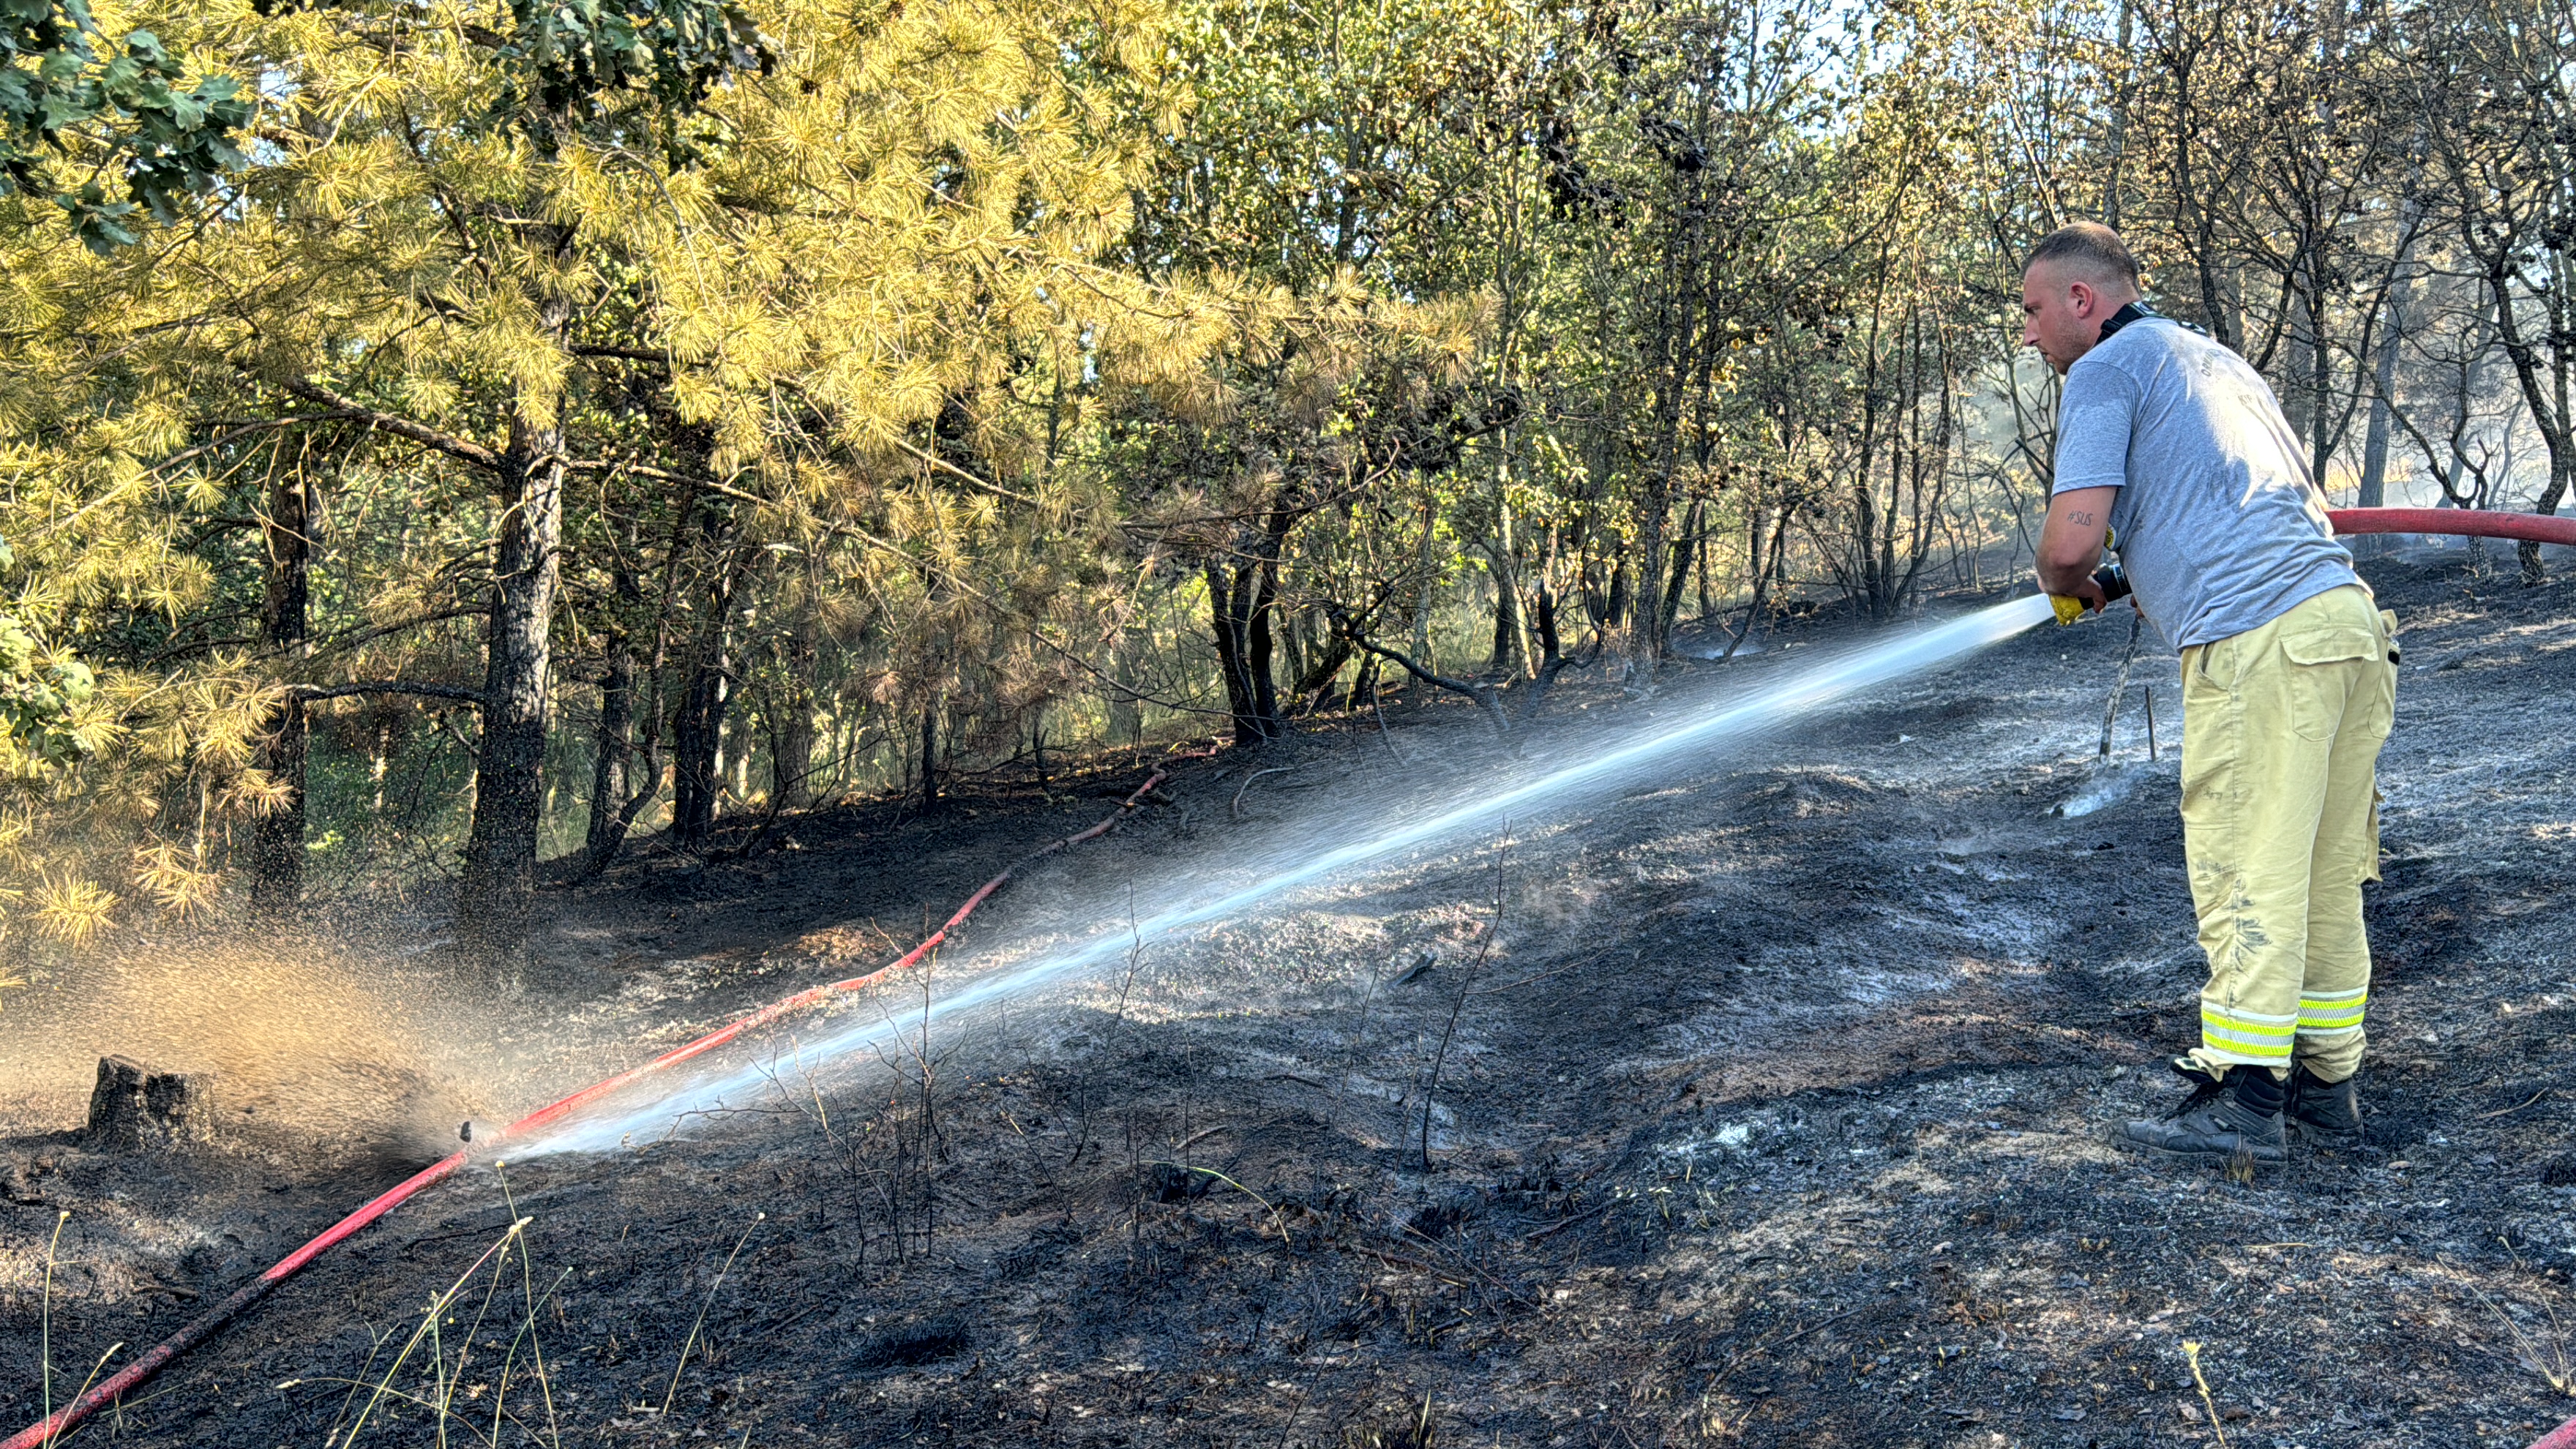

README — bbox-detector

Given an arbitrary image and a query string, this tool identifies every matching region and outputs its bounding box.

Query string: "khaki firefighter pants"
[2176,583,2397,1085]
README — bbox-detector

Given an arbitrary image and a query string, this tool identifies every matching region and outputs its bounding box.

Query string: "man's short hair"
[2026,222,2141,290]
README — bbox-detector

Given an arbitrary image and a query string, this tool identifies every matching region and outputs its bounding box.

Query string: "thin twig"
[1344,1243,1473,1287]
[1113,886,1145,1033]
[40,1210,67,1442]
[56,1342,127,1448]
[1522,1203,1608,1241]
[2479,1088,2553,1119]
[1475,946,1617,996]
[1148,1162,1295,1248]
[1231,766,1294,820]
[1703,1306,1866,1384]
[2464,1271,2576,1395]
[2099,610,2142,760]
[1421,829,1508,1171]
[660,1215,764,1415]
[491,1164,568,1449]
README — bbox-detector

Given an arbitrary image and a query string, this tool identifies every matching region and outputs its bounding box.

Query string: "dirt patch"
[10,556,2576,1448]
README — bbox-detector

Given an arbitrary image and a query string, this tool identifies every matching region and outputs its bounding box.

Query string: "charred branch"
[1516,585,1601,728]
[1343,633,1513,735]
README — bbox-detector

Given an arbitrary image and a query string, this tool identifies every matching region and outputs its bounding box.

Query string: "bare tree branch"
[272,378,505,471]
[1344,634,1512,735]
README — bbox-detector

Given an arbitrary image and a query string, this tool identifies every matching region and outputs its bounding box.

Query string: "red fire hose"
[2326,505,2576,548]
[2,763,1190,1449]
[12,509,2576,1449]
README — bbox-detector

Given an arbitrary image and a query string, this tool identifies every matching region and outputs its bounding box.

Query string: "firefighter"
[2023,221,2400,1169]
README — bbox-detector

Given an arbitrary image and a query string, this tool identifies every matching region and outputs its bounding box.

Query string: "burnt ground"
[7,549,2576,1449]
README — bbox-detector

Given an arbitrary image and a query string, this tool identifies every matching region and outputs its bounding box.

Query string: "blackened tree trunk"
[2356,143,2427,561]
[1486,533,1523,677]
[462,405,566,959]
[917,700,940,813]
[1205,504,1300,748]
[1631,484,1673,673]
[1108,629,1145,744]
[1289,632,1355,711]
[250,462,312,916]
[1206,561,1258,744]
[670,659,730,845]
[1722,502,1789,660]
[583,561,645,869]
[1248,555,1282,728]
[1693,527,1712,622]
[585,644,634,860]
[768,604,819,811]
[1656,497,1701,648]
[585,485,701,874]
[1514,583,1598,725]
[2477,258,2576,584]
[2355,283,2403,561]
[670,545,754,847]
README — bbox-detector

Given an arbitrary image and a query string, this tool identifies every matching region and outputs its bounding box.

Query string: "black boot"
[2285,1065,2363,1149]
[2112,1063,2287,1169]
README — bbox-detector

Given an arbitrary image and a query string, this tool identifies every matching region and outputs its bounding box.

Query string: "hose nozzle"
[2049,564,2133,626]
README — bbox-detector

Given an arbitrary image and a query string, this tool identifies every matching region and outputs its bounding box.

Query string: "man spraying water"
[2023,222,2400,1170]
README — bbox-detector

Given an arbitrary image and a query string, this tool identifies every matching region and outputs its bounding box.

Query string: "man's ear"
[2067,280,2098,318]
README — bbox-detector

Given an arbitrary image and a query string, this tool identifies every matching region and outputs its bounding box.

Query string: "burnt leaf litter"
[7,551,2576,1448]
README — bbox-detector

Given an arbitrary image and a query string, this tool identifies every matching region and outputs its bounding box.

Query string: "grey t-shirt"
[2051,318,2358,650]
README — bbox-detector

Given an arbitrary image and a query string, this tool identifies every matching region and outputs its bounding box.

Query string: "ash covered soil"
[8,552,2576,1449]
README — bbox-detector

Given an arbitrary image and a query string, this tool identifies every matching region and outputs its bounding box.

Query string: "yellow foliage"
[32,872,117,946]
[0,0,1211,938]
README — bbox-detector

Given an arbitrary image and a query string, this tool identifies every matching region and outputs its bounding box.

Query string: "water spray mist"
[526,591,2061,1154]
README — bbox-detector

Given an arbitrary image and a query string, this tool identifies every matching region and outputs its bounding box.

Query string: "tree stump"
[86,1055,216,1147]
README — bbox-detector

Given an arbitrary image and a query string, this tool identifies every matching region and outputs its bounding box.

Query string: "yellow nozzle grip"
[2050,594,2087,626]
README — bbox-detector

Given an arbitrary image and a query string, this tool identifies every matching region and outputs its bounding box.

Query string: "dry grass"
[2468,1278,2576,1399]
[2182,1339,2231,1449]
[279,1172,577,1449]
[658,1213,763,1416]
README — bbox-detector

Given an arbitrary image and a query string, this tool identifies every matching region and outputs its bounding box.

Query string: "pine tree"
[1,0,1194,962]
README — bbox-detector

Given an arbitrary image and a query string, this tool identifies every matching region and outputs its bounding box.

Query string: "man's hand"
[2055,573,2109,616]
[2037,485,2119,605]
